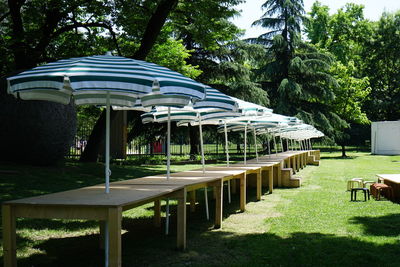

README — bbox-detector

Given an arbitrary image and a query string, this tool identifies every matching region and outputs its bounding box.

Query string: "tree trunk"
[341,145,347,157]
[189,125,199,156]
[80,109,118,162]
[133,0,179,60]
[82,0,178,162]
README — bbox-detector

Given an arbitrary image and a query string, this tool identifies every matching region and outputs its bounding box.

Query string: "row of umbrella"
[6,53,323,266]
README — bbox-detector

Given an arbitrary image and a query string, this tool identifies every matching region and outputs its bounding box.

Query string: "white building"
[371,121,400,155]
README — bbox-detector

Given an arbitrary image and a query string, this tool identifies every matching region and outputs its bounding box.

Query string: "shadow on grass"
[0,161,166,203]
[349,213,400,237]
[7,226,400,266]
[3,190,400,266]
[320,156,358,160]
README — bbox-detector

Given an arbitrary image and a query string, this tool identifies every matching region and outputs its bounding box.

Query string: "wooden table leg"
[2,204,16,267]
[256,171,262,200]
[240,174,246,212]
[292,157,296,174]
[231,179,237,194]
[154,200,161,227]
[214,180,223,229]
[108,207,122,267]
[277,164,282,188]
[176,188,187,250]
[99,221,105,249]
[189,191,196,212]
[269,167,274,194]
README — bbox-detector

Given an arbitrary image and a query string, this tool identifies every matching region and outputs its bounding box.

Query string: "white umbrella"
[7,54,206,267]
[140,87,237,227]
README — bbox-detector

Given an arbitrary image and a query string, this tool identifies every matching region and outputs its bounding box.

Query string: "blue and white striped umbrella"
[7,54,206,191]
[8,54,205,106]
[141,86,238,220]
[7,54,207,266]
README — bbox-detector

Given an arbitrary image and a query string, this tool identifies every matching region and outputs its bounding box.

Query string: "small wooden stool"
[370,183,393,200]
[351,188,370,201]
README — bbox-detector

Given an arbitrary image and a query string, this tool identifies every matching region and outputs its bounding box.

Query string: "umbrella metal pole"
[166,107,171,235]
[267,134,271,158]
[165,199,170,235]
[253,127,258,162]
[224,122,230,167]
[224,121,231,203]
[286,138,289,151]
[198,115,205,174]
[244,124,247,165]
[105,92,110,267]
[167,107,171,179]
[105,92,110,193]
[198,115,209,220]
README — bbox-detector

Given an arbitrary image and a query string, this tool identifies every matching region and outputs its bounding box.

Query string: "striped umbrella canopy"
[231,97,272,116]
[7,54,206,190]
[7,54,207,265]
[141,86,237,221]
[8,54,206,105]
[273,125,324,150]
[219,113,295,162]
[141,86,238,163]
[141,86,238,176]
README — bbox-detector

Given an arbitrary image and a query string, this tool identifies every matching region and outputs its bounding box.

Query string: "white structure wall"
[371,121,400,155]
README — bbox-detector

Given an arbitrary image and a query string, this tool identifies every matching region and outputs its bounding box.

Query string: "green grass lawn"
[1,151,400,266]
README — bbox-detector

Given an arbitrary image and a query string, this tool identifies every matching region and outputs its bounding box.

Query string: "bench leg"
[190,191,196,212]
[214,179,223,229]
[2,205,17,267]
[176,188,187,250]
[108,207,122,267]
[154,200,161,227]
[240,175,246,212]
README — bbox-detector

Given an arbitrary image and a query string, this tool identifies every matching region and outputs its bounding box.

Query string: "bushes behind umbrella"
[0,80,76,165]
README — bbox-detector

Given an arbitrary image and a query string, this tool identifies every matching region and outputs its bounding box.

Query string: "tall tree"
[305,2,375,153]
[252,0,338,137]
[362,11,400,121]
[80,0,180,162]
[0,0,118,164]
[168,0,247,155]
[330,61,370,156]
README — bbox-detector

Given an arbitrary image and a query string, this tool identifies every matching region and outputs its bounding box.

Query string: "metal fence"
[67,120,261,158]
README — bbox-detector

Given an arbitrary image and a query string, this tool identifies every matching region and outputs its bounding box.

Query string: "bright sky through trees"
[232,0,400,38]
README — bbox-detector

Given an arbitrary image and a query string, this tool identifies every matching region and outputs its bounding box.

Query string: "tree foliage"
[362,11,400,121]
[252,0,339,138]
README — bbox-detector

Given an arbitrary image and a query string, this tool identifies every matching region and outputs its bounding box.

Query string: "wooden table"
[2,151,314,266]
[249,157,283,187]
[376,174,400,201]
[233,163,274,193]
[2,183,187,267]
[186,167,248,211]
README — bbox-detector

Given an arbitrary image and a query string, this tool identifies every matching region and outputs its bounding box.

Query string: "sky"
[232,0,400,39]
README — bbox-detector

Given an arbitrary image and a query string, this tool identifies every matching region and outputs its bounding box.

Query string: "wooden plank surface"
[5,184,182,207]
[376,174,400,183]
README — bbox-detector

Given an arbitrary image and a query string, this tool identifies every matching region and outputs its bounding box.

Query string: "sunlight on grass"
[1,151,400,266]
